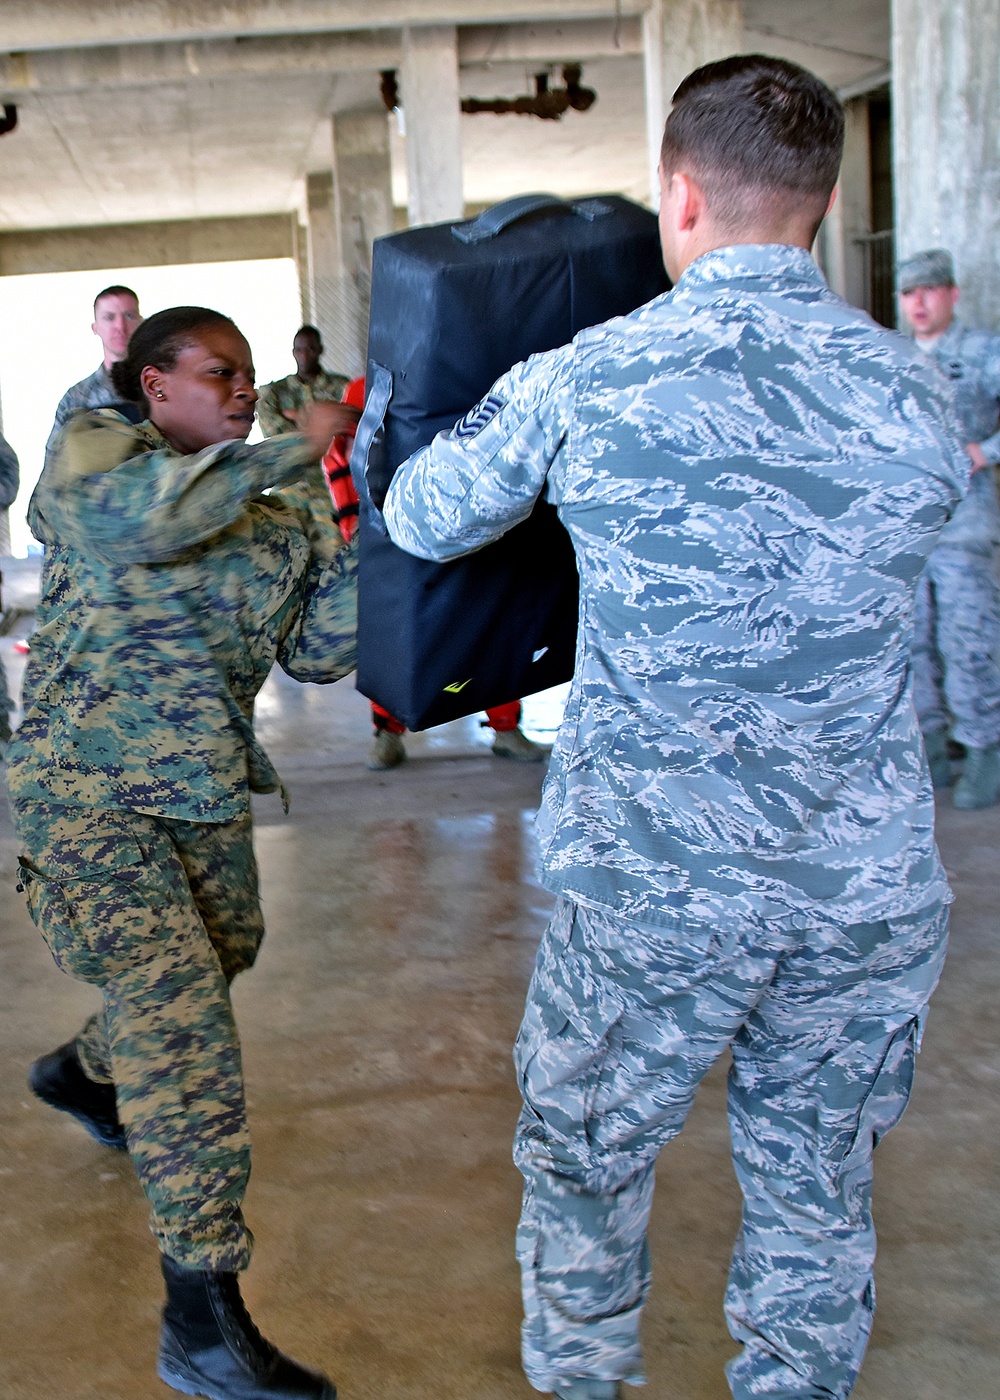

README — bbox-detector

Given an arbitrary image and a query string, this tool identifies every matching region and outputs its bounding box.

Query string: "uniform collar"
[674,243,826,293]
[134,418,172,452]
[932,317,965,357]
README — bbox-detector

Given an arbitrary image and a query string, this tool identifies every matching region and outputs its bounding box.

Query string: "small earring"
[155,391,165,399]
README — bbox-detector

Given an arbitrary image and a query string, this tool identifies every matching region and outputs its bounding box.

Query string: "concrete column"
[303,112,395,377]
[303,170,350,372]
[401,24,463,226]
[892,0,1000,327]
[331,110,395,367]
[292,217,312,325]
[642,0,744,207]
[817,98,872,306]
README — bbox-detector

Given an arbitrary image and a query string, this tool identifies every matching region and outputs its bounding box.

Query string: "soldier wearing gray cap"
[898,247,1000,807]
[897,247,955,294]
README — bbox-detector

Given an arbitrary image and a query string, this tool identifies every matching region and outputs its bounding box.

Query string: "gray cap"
[896,247,955,293]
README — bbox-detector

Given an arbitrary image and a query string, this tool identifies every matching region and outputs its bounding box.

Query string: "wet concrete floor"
[0,660,997,1400]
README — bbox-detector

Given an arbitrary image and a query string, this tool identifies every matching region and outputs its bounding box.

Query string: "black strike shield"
[351,192,669,731]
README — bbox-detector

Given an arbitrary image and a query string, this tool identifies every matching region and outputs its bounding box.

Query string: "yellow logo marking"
[443,679,473,694]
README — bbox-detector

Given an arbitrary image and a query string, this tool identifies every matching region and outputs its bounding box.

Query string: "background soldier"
[383,55,967,1400]
[0,426,20,555]
[45,284,143,460]
[257,325,354,551]
[256,324,348,437]
[0,428,19,743]
[897,247,1000,807]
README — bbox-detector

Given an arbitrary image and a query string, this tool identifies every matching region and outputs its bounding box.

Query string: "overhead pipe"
[379,64,596,123]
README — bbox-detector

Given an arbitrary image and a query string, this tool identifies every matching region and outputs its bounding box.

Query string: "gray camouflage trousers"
[14,798,264,1273]
[513,896,949,1397]
[912,544,1000,748]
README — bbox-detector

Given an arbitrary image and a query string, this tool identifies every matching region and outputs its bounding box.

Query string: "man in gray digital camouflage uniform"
[383,54,967,1400]
[45,284,143,461]
[897,248,1000,807]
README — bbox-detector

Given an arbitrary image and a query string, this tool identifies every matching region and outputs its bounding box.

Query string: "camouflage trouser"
[513,896,949,1398]
[913,544,1000,748]
[13,798,264,1273]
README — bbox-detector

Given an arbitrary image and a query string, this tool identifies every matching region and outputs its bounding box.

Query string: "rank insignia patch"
[452,393,506,439]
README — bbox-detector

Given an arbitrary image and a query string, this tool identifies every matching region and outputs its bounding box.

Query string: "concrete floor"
[0,660,997,1400]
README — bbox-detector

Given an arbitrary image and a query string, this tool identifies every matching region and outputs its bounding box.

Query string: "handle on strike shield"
[349,362,393,536]
[452,192,612,244]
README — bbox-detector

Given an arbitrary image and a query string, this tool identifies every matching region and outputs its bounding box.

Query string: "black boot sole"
[158,1357,214,1399]
[158,1346,337,1400]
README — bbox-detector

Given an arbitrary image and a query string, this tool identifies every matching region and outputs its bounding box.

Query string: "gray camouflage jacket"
[45,364,121,464]
[0,431,20,510]
[384,244,967,933]
[918,318,1000,552]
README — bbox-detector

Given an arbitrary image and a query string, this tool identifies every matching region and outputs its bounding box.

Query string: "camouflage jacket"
[45,365,121,462]
[7,412,357,821]
[918,319,1000,552]
[0,430,19,510]
[385,244,968,932]
[256,368,350,438]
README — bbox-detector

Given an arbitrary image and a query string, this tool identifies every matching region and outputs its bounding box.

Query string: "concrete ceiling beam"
[0,1,648,55]
[460,18,642,63]
[0,19,642,97]
[0,213,296,276]
[0,33,403,95]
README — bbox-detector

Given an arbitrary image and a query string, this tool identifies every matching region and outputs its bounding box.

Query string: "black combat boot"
[158,1256,336,1400]
[28,1041,127,1151]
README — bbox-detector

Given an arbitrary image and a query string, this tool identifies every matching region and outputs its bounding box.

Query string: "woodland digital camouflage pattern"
[9,410,357,1268]
[9,412,357,818]
[911,318,1000,747]
[15,803,262,1270]
[256,368,349,439]
[270,460,344,553]
[385,243,968,1395]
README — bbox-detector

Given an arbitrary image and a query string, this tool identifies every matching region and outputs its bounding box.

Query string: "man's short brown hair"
[94,284,139,313]
[660,55,844,231]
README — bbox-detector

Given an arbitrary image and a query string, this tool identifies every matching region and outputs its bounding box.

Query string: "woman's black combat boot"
[28,1041,127,1151]
[158,1255,336,1400]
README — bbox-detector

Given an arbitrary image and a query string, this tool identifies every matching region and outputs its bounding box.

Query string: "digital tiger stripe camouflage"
[384,243,968,1396]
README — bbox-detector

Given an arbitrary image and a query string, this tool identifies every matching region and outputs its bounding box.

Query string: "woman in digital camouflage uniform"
[8,307,358,1400]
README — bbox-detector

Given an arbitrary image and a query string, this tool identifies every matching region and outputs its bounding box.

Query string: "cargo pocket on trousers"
[826,1017,919,1180]
[18,833,155,986]
[515,906,626,1156]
